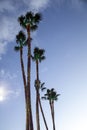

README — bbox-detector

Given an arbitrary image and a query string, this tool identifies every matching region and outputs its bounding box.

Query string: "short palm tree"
[34,80,49,130]
[32,47,47,130]
[39,82,49,130]
[18,12,41,130]
[42,88,60,130]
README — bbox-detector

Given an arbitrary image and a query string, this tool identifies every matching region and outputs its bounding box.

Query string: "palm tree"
[18,12,41,130]
[15,31,27,97]
[39,82,49,130]
[32,47,47,130]
[42,88,60,130]
[15,31,30,130]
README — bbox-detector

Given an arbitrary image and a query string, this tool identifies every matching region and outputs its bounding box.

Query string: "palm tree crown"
[14,31,26,51]
[18,12,42,31]
[32,47,45,62]
[42,88,60,102]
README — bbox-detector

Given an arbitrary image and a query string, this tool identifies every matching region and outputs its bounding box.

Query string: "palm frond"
[26,11,34,20]
[14,46,20,51]
[31,55,35,61]
[34,13,42,23]
[39,49,45,54]
[16,31,26,46]
[41,96,47,100]
[23,40,27,46]
[34,47,39,53]
[41,87,46,91]
[56,94,60,97]
[18,15,26,28]
[51,88,54,92]
[30,25,38,31]
[47,89,50,93]
[40,82,45,88]
[39,56,45,62]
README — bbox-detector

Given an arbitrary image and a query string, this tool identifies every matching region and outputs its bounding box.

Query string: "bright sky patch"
[0,87,7,101]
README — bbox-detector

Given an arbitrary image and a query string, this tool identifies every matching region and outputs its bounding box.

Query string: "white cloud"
[0,0,84,59]
[0,0,50,59]
[29,0,50,11]
[0,16,20,58]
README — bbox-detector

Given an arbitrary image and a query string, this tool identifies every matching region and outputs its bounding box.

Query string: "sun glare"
[0,87,6,102]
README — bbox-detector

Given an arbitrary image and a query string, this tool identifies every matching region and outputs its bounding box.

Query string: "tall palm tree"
[15,31,30,130]
[15,31,27,96]
[18,12,41,130]
[42,88,60,130]
[32,47,48,130]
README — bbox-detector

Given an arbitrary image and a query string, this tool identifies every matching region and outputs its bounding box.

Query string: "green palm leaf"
[14,46,20,51]
[34,13,42,24]
[18,15,26,28]
[32,47,45,62]
[30,25,38,31]
[16,31,26,47]
[18,12,41,31]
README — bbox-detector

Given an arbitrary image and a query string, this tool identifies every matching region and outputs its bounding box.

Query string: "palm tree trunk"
[50,101,55,130]
[20,48,27,95]
[52,102,55,130]
[36,89,40,130]
[27,25,34,130]
[26,102,30,130]
[20,48,29,130]
[38,96,48,130]
[36,60,40,130]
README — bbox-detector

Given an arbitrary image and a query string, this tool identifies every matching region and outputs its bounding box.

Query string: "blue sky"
[0,0,87,130]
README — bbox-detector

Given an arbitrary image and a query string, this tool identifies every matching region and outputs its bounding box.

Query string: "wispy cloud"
[0,0,86,59]
[29,0,50,11]
[0,69,17,80]
[0,16,20,59]
[0,42,7,58]
[0,0,50,59]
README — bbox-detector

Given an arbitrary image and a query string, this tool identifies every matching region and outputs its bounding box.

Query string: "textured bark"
[50,101,55,130]
[36,60,40,130]
[27,25,34,130]
[38,96,48,130]
[26,102,30,130]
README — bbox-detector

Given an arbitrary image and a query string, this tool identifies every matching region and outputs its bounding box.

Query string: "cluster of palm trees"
[14,11,60,130]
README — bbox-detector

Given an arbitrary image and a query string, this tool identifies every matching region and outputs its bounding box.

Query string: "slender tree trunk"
[20,48,29,130]
[36,89,40,130]
[26,102,30,130]
[50,101,55,130]
[36,60,40,130]
[38,96,48,130]
[20,48,26,95]
[27,25,34,130]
